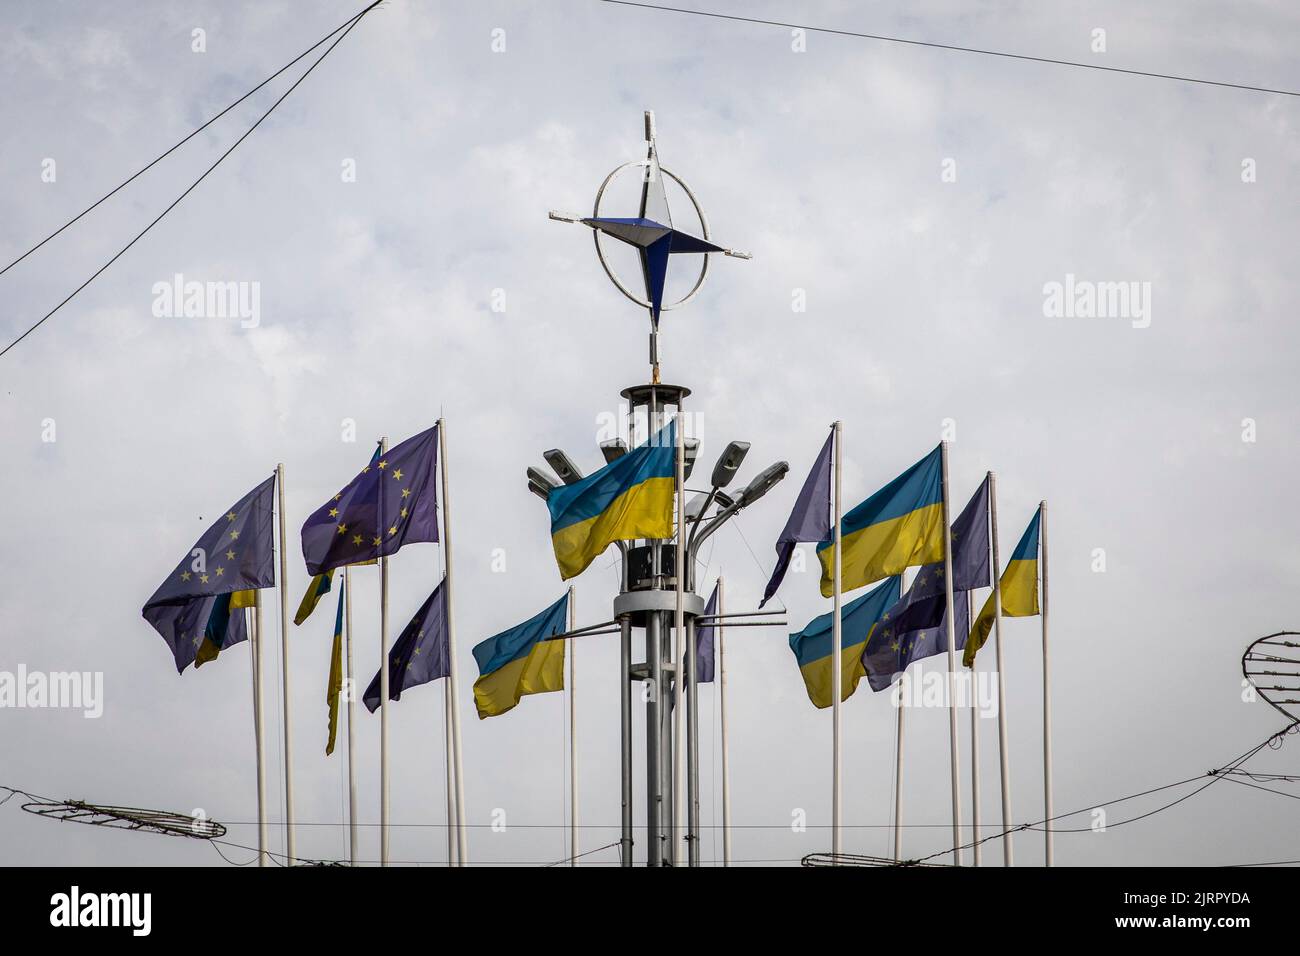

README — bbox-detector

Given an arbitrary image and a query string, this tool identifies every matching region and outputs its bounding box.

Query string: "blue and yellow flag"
[546,421,676,580]
[363,581,450,712]
[326,585,345,755]
[472,593,568,718]
[295,571,334,626]
[789,576,901,708]
[142,475,276,674]
[817,446,944,597]
[301,429,439,577]
[963,507,1041,668]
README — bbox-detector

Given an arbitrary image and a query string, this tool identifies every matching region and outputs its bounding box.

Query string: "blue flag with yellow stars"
[858,477,988,690]
[363,580,449,712]
[301,427,439,576]
[142,475,276,674]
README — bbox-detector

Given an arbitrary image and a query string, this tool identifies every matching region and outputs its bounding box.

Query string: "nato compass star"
[550,111,750,381]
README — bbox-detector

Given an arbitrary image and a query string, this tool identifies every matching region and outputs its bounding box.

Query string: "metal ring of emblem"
[592,160,712,313]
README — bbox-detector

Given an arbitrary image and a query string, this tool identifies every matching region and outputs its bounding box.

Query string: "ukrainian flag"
[294,571,333,626]
[817,446,944,597]
[547,421,676,580]
[472,594,569,719]
[789,576,901,708]
[325,586,345,755]
[963,508,1041,668]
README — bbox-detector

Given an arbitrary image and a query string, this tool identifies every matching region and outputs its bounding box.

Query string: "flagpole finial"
[548,111,747,381]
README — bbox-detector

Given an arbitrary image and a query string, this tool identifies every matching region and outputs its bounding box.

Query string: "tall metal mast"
[546,112,782,866]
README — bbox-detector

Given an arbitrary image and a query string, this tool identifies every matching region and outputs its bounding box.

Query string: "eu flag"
[695,582,719,683]
[363,580,449,712]
[859,477,989,690]
[760,429,832,607]
[301,426,439,576]
[142,475,276,673]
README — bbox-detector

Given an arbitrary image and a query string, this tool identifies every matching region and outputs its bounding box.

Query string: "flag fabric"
[294,571,334,626]
[363,580,450,713]
[301,428,439,577]
[817,445,944,597]
[142,475,276,674]
[695,582,719,683]
[964,508,1041,668]
[788,576,901,708]
[861,575,971,692]
[472,593,569,718]
[760,430,832,607]
[325,585,345,755]
[546,421,676,580]
[860,477,989,689]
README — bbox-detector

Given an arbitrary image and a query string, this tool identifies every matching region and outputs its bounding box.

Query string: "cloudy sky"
[1,0,1296,867]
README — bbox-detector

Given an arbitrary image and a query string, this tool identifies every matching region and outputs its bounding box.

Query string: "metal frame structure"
[543,113,785,865]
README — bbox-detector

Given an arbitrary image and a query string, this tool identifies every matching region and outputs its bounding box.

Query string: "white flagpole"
[444,678,455,867]
[378,436,390,867]
[939,441,963,865]
[344,567,359,866]
[251,598,268,867]
[893,567,910,863]
[1040,500,1054,867]
[718,573,732,867]
[568,584,579,866]
[672,408,686,867]
[893,683,905,862]
[969,589,981,867]
[831,420,843,858]
[988,472,1014,866]
[275,463,296,865]
[440,419,469,866]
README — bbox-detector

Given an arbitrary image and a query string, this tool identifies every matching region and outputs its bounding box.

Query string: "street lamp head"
[527,465,559,494]
[736,461,789,507]
[709,440,750,489]
[543,449,584,485]
[685,492,710,522]
[683,438,700,480]
[600,438,629,464]
[527,478,552,502]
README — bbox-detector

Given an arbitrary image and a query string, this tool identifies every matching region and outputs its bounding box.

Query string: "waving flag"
[760,430,832,607]
[325,586,345,755]
[546,421,676,580]
[817,446,944,597]
[788,576,901,708]
[301,427,439,577]
[472,593,569,718]
[142,475,276,674]
[964,508,1041,668]
[363,581,450,712]
[696,582,719,683]
[861,477,989,689]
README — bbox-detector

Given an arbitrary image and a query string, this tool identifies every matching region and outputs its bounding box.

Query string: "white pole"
[445,678,455,866]
[831,421,843,858]
[378,436,390,867]
[276,463,296,866]
[940,442,963,865]
[568,584,579,867]
[893,687,904,862]
[251,599,268,867]
[718,573,731,868]
[988,472,1014,866]
[672,407,686,867]
[969,589,981,867]
[440,419,469,866]
[1040,500,1054,867]
[344,567,358,866]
